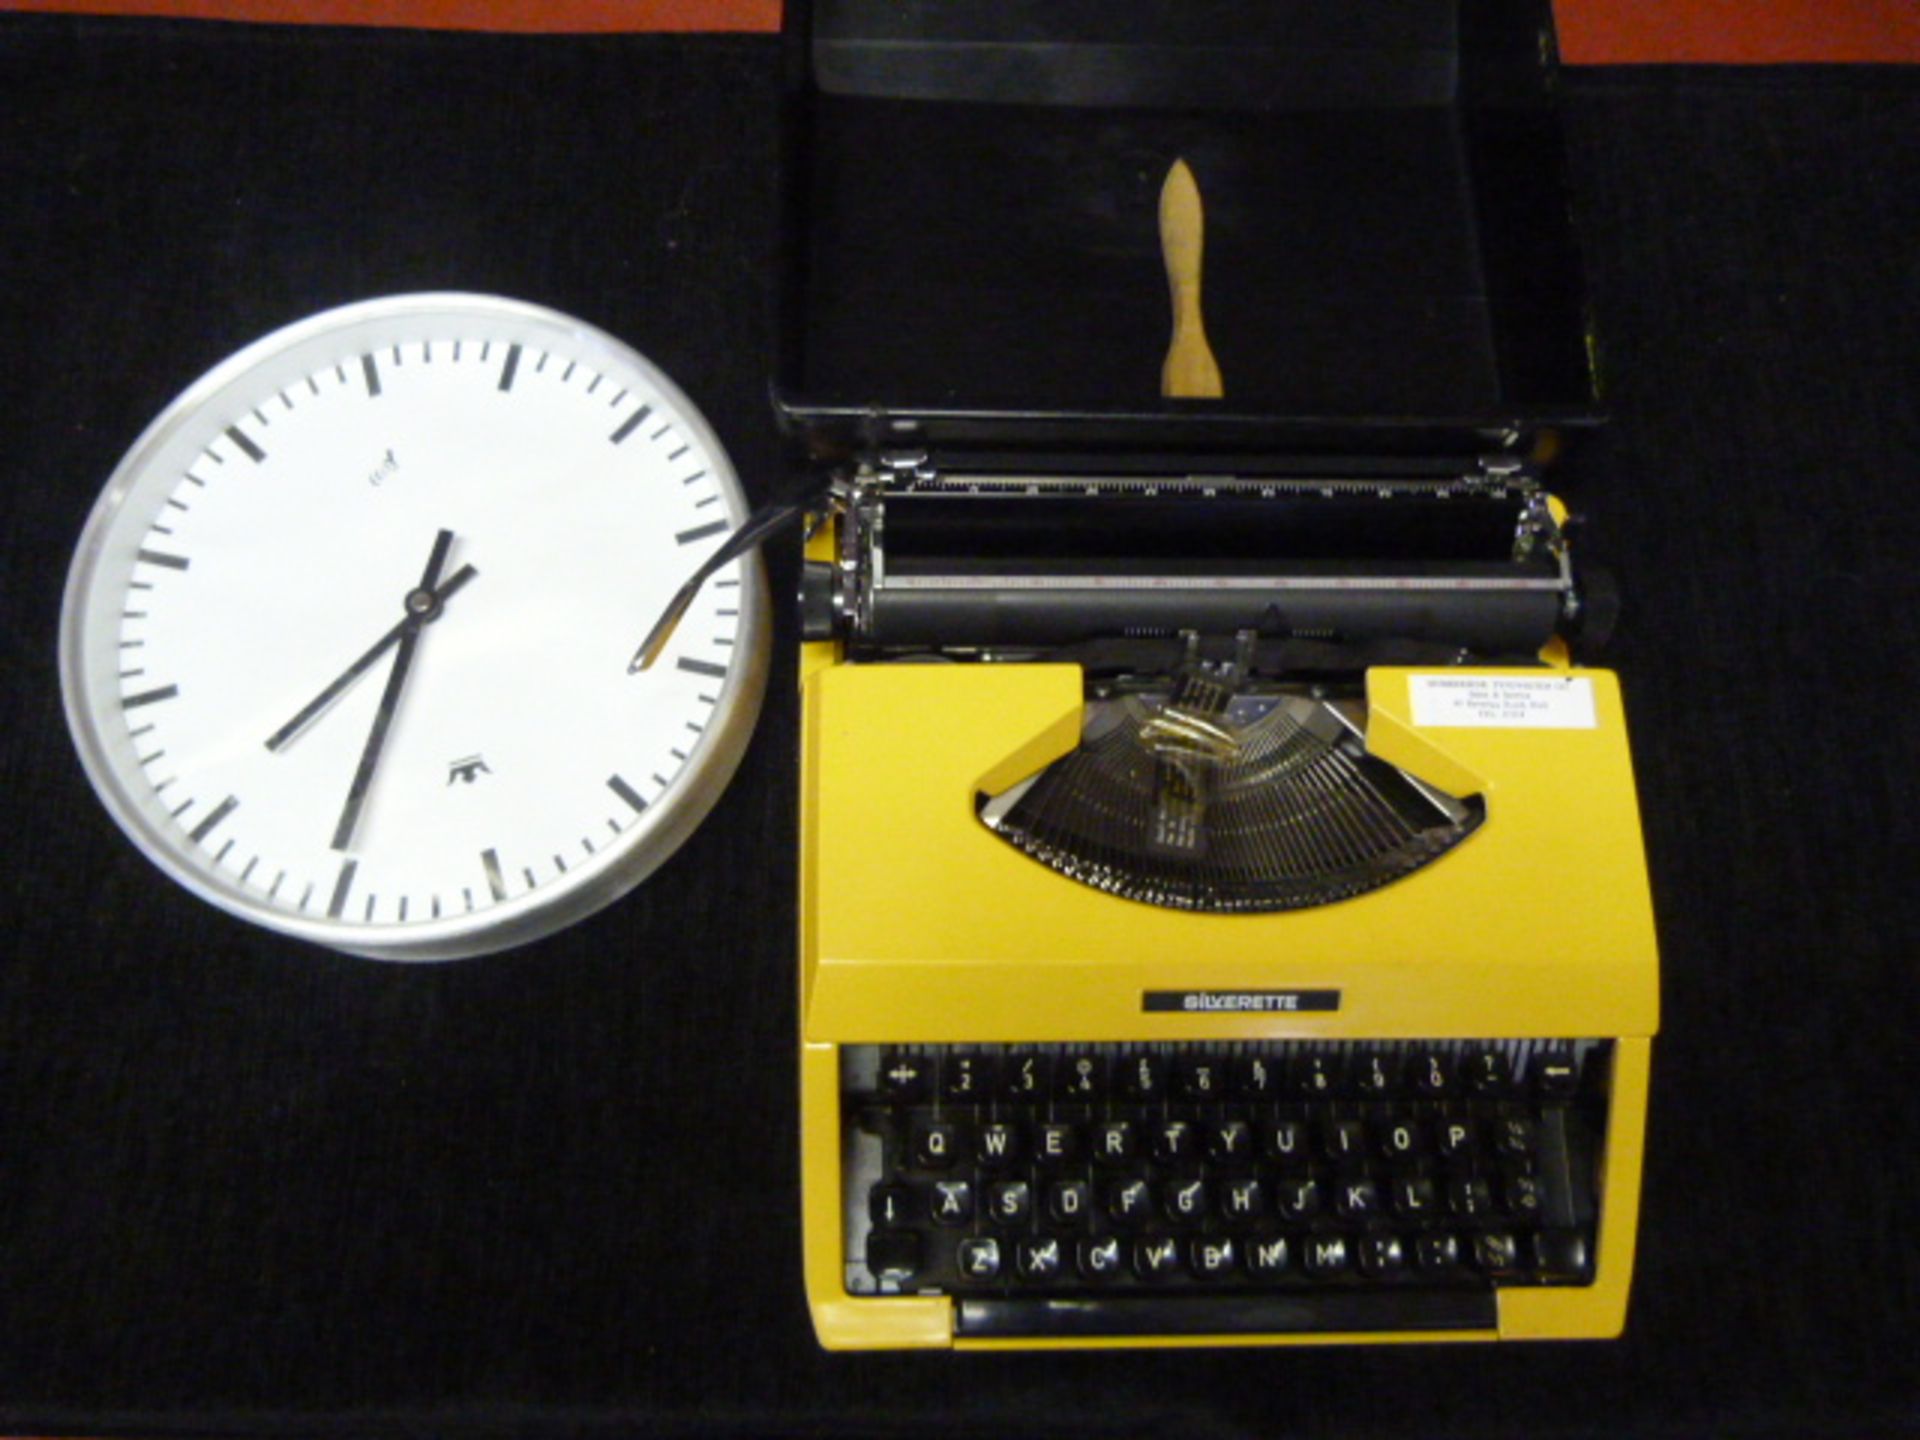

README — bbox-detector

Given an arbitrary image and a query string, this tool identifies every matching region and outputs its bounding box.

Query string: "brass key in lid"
[1159,157,1224,399]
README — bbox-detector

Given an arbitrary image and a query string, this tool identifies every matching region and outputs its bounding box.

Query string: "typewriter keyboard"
[841,1040,1608,1337]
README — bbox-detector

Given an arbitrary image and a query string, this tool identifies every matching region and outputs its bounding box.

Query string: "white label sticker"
[1409,675,1598,729]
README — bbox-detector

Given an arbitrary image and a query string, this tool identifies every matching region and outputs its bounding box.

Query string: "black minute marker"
[610,405,652,445]
[123,683,180,709]
[226,426,266,462]
[327,858,358,919]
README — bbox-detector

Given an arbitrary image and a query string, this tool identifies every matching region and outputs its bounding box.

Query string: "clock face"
[60,294,769,961]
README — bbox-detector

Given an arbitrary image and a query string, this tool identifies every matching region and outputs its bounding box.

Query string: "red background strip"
[0,0,781,32]
[1556,0,1920,65]
[1,2,1918,59]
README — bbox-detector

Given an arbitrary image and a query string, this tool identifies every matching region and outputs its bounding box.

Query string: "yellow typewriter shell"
[798,606,1659,1349]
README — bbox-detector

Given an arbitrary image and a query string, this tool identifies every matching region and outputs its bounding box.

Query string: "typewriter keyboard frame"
[840,1040,1607,1338]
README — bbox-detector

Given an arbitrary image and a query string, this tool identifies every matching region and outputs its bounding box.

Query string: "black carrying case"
[774,0,1600,466]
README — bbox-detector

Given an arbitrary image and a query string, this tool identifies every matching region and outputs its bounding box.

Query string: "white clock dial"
[60,294,769,961]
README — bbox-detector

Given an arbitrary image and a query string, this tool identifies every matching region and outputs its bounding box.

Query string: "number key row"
[877,1047,1580,1103]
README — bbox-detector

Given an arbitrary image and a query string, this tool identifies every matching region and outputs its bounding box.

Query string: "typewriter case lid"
[776,0,1599,461]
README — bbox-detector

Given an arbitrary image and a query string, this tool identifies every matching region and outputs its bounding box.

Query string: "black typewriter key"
[1174,1054,1227,1100]
[1190,1236,1238,1279]
[1378,1117,1426,1162]
[1437,1117,1478,1161]
[1417,1231,1462,1273]
[1091,1120,1137,1166]
[1246,1233,1291,1278]
[1264,1118,1309,1163]
[1473,1229,1523,1279]
[911,1119,964,1168]
[1276,1177,1322,1220]
[956,1236,1003,1281]
[1292,1053,1342,1098]
[1207,1119,1255,1165]
[1531,1229,1592,1281]
[1118,1052,1165,1100]
[869,1182,919,1228]
[1015,1236,1066,1281]
[976,1121,1022,1169]
[942,1052,997,1101]
[1078,1236,1126,1281]
[1464,1049,1514,1096]
[1164,1178,1210,1223]
[1358,1233,1407,1278]
[1532,1051,1580,1099]
[1496,1115,1540,1160]
[1003,1050,1050,1100]
[865,1229,922,1284]
[1393,1176,1438,1218]
[1036,1123,1080,1167]
[1411,1050,1454,1097]
[1048,1180,1093,1225]
[1353,1051,1396,1097]
[1334,1178,1381,1219]
[1134,1235,1185,1280]
[1234,1053,1279,1098]
[930,1180,975,1226]
[1303,1233,1350,1277]
[1107,1178,1154,1227]
[1149,1119,1197,1165]
[986,1180,1033,1225]
[1503,1171,1544,1221]
[878,1052,932,1103]
[1450,1177,1494,1220]
[1221,1177,1266,1220]
[1057,1051,1106,1100]
[1323,1118,1368,1164]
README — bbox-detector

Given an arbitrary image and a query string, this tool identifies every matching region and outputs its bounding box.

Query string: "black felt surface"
[3,18,1920,1439]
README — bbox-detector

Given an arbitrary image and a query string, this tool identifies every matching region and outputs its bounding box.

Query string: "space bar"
[955,1290,1497,1338]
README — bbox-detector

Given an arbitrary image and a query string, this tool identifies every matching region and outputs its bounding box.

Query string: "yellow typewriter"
[780,0,1659,1349]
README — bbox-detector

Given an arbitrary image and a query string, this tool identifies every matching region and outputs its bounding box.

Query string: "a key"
[865,1229,921,1284]
[1057,1051,1105,1100]
[1091,1120,1137,1166]
[1245,1233,1291,1277]
[1134,1236,1184,1280]
[975,1122,1022,1169]
[1015,1236,1065,1281]
[942,1052,997,1101]
[1078,1236,1126,1281]
[956,1235,1002,1280]
[1303,1233,1350,1277]
[1047,1180,1092,1224]
[911,1118,963,1169]
[1359,1232,1407,1277]
[929,1180,974,1226]
[878,1052,931,1103]
[869,1182,918,1228]
[986,1180,1032,1225]
[1190,1236,1237,1279]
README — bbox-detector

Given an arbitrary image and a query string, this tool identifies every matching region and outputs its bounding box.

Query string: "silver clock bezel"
[58,292,771,962]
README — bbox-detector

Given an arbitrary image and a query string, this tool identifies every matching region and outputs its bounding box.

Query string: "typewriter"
[782,0,1660,1349]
